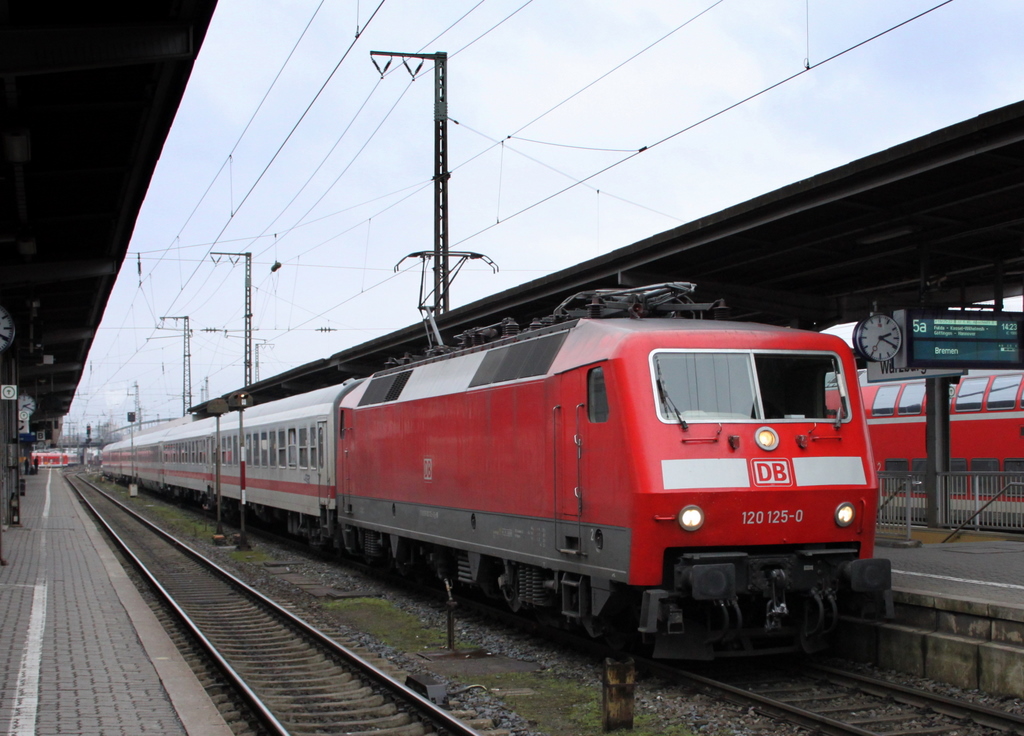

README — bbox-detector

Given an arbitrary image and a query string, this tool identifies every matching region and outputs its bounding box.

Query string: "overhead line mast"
[159,315,192,416]
[370,50,451,314]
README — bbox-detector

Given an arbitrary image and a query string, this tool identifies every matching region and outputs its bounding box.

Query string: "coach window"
[261,431,269,466]
[249,433,258,467]
[884,459,909,471]
[911,458,926,472]
[954,377,988,412]
[897,383,926,415]
[871,385,900,417]
[277,430,287,466]
[288,428,297,467]
[950,458,967,472]
[317,425,324,468]
[298,427,308,468]
[987,375,1022,410]
[971,458,999,472]
[588,367,609,423]
[1005,459,1024,472]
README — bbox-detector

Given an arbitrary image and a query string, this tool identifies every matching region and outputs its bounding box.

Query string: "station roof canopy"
[0,1,218,422]
[227,99,1024,408]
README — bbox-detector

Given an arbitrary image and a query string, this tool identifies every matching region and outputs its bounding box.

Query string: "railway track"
[649,659,1024,736]
[66,473,489,736]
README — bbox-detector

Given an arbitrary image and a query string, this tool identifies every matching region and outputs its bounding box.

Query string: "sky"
[65,0,1024,435]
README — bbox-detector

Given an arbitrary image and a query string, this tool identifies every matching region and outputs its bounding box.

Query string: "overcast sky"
[65,0,1024,433]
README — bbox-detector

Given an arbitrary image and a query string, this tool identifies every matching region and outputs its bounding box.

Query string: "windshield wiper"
[655,361,688,433]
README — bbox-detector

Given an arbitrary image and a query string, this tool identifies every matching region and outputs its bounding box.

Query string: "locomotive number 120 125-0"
[742,509,804,525]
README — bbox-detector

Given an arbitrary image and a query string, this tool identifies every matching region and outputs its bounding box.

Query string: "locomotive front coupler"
[765,568,789,632]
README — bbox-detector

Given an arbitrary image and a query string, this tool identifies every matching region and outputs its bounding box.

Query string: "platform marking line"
[7,583,47,736]
[42,468,51,518]
[894,569,1024,592]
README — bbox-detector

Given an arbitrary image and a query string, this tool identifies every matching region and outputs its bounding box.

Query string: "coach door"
[338,410,351,515]
[555,369,587,556]
[316,420,331,507]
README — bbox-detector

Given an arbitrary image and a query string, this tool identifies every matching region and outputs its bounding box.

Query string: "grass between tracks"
[88,474,219,542]
[322,596,696,736]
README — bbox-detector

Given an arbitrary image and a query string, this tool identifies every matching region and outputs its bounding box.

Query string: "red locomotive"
[105,284,891,658]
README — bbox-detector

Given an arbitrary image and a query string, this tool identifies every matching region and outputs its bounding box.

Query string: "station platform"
[835,532,1024,698]
[876,532,1024,607]
[0,468,231,736]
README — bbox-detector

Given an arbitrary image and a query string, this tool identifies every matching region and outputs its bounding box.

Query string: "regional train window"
[587,367,609,423]
[950,458,967,471]
[884,459,909,471]
[912,458,926,472]
[987,375,1022,410]
[1005,459,1024,472]
[954,377,988,412]
[871,385,900,417]
[971,458,999,472]
[897,383,926,415]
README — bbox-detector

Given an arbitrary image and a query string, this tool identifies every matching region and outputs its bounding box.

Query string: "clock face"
[19,394,35,415]
[0,305,13,353]
[854,314,902,362]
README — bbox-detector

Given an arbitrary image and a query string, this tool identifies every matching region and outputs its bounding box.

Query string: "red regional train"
[104,284,891,659]
[862,371,1024,472]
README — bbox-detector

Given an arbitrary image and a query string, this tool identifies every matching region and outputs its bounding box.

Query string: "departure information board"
[894,309,1024,369]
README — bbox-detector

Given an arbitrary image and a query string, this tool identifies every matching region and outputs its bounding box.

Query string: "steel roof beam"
[0,25,193,76]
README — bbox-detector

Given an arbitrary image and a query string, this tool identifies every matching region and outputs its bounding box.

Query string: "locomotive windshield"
[652,351,849,423]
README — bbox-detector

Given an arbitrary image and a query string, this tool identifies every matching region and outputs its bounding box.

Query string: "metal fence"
[877,471,1024,539]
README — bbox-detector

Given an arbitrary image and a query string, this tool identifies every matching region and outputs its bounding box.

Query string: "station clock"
[853,313,902,362]
[0,304,14,353]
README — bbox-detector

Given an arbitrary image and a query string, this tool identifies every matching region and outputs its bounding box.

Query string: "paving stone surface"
[0,470,187,735]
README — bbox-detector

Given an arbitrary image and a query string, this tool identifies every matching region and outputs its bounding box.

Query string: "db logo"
[751,459,792,486]
[423,457,433,482]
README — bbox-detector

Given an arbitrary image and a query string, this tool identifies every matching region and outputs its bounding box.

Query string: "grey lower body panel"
[342,495,632,582]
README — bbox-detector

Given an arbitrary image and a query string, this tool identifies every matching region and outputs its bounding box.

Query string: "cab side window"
[587,366,609,423]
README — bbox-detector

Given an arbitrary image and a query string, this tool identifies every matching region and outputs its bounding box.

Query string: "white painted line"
[7,584,47,736]
[894,569,1024,592]
[42,469,51,518]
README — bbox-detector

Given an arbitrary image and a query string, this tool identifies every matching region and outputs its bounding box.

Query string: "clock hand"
[878,335,898,348]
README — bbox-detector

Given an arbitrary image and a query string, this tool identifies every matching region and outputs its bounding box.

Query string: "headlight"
[678,505,704,531]
[835,502,855,527]
[755,426,779,451]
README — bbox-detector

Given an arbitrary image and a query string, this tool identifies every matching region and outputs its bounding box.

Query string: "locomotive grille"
[359,370,412,406]
[470,332,567,387]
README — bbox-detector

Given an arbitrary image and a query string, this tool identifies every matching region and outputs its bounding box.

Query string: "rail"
[877,471,1024,539]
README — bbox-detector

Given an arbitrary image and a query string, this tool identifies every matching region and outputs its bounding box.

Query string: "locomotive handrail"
[941,481,1024,543]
